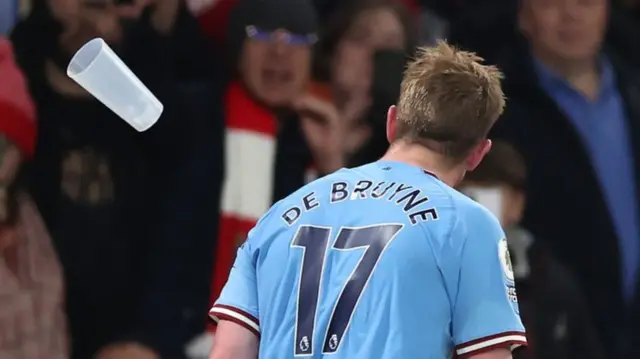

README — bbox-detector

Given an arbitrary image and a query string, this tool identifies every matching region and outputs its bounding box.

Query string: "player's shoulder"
[444,186,492,219]
[448,188,504,242]
[445,188,501,238]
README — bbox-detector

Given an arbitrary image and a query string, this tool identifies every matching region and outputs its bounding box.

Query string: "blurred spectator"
[10,1,216,358]
[459,141,605,359]
[0,35,68,359]
[303,0,415,168]
[314,0,415,120]
[189,0,419,46]
[492,0,640,355]
[208,0,323,331]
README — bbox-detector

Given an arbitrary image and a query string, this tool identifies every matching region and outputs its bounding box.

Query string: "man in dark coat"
[492,0,640,356]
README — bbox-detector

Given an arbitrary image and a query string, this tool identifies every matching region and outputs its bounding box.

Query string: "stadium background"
[1,0,639,358]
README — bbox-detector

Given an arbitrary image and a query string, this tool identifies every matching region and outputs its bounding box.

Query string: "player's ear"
[465,139,492,171]
[386,105,397,143]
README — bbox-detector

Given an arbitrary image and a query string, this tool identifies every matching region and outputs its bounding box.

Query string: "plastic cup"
[67,38,163,132]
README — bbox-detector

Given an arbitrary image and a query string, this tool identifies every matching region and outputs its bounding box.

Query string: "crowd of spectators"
[1,0,640,358]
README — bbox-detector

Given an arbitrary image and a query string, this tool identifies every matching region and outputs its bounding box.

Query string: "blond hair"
[396,41,505,160]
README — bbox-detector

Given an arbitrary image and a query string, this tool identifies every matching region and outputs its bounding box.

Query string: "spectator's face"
[331,7,405,102]
[342,7,405,50]
[519,0,607,61]
[240,28,312,108]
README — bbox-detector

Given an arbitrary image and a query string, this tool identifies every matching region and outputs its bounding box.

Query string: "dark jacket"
[11,7,221,358]
[492,40,640,357]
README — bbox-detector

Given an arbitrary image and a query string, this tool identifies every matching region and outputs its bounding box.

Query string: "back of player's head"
[463,140,526,190]
[395,41,505,162]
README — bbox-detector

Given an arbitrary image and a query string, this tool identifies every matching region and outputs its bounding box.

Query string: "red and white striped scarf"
[208,82,278,330]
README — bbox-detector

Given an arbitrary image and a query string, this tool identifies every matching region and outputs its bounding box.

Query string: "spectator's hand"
[95,342,159,359]
[340,90,371,134]
[294,95,346,173]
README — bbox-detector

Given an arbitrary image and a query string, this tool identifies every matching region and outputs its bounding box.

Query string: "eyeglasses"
[245,26,318,46]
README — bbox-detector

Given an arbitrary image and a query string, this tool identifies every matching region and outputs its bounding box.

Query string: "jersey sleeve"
[209,204,280,336]
[449,205,527,358]
[209,234,260,336]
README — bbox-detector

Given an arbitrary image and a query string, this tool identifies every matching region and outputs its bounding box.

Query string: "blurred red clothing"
[208,81,278,331]
[0,37,36,158]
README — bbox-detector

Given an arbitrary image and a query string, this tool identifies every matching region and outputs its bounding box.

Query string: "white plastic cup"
[67,38,164,132]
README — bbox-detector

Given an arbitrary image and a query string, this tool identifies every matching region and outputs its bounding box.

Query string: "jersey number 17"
[291,224,403,356]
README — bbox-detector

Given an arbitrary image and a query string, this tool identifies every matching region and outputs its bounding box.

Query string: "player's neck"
[381,142,464,187]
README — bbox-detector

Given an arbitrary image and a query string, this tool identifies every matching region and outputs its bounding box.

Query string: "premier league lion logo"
[499,237,515,282]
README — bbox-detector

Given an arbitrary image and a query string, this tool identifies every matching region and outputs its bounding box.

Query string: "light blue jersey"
[210,160,527,358]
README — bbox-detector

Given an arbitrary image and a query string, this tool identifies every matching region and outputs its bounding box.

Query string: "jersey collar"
[422,169,439,179]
